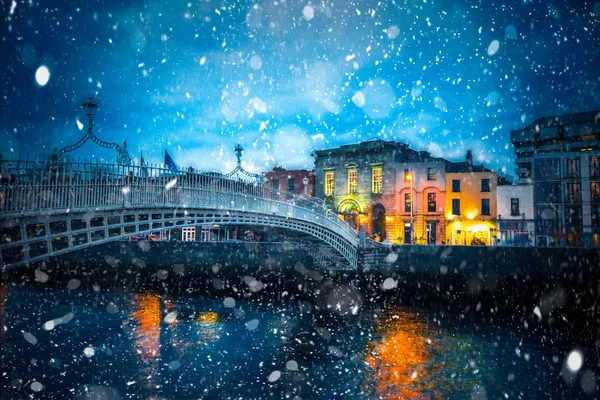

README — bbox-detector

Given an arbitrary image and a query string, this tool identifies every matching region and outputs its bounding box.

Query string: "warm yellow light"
[385,216,393,222]
[406,174,412,181]
[198,312,219,324]
[469,223,493,232]
[446,213,454,220]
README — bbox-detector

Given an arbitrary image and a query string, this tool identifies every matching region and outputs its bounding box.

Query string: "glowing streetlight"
[407,170,414,244]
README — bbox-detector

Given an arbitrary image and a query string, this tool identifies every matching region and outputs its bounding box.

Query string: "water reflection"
[0,284,587,399]
[365,311,440,398]
[130,293,162,391]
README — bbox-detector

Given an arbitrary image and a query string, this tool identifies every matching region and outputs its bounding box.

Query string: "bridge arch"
[0,159,360,270]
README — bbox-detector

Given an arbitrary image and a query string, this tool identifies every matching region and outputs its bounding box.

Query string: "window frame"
[404,193,412,213]
[452,199,460,215]
[481,178,490,192]
[372,167,383,194]
[452,179,460,193]
[427,167,437,181]
[324,171,335,196]
[427,192,437,212]
[510,198,520,216]
[347,169,358,195]
[565,158,580,179]
[481,198,490,216]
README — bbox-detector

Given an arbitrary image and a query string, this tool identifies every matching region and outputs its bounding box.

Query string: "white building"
[497,184,535,246]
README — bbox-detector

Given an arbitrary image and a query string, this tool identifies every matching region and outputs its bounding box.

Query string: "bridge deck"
[0,159,360,270]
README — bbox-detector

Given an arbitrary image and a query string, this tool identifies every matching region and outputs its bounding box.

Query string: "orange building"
[445,152,497,245]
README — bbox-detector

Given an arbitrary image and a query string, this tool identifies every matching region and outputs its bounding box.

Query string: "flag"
[164,150,178,170]
[139,152,149,178]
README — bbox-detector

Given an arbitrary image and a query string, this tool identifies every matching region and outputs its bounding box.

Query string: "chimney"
[466,150,473,166]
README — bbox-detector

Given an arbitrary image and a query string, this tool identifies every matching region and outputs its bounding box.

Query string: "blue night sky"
[2,0,599,175]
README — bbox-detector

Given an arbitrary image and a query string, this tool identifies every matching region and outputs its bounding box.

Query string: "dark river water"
[0,281,593,399]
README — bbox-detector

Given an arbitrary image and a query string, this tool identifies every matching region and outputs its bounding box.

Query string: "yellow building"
[445,154,497,246]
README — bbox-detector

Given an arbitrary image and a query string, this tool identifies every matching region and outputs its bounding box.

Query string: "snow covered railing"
[0,158,358,246]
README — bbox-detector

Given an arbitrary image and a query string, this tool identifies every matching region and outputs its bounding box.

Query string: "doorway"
[426,222,437,244]
[403,222,412,244]
[371,204,386,240]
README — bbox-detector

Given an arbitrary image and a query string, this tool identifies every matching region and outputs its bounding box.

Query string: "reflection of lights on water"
[198,311,219,323]
[132,293,161,360]
[364,311,441,399]
[197,311,223,343]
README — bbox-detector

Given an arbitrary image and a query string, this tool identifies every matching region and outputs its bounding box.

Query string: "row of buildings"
[262,110,600,247]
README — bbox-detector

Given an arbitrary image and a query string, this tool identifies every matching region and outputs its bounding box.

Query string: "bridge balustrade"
[0,159,359,267]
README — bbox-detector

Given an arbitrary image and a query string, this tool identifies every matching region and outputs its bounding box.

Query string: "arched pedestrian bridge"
[0,159,360,270]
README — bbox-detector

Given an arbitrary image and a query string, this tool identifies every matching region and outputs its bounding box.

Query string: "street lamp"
[302,176,309,196]
[407,170,414,244]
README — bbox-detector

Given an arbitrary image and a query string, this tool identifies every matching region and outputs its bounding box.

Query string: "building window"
[427,167,436,180]
[404,169,412,182]
[427,193,436,212]
[592,181,600,203]
[182,227,196,242]
[272,179,279,191]
[565,182,581,203]
[287,178,295,192]
[591,157,600,178]
[481,199,490,216]
[325,172,335,196]
[592,205,600,234]
[565,158,580,179]
[452,179,460,192]
[481,178,490,192]
[511,198,520,216]
[372,167,383,194]
[348,170,358,194]
[404,193,412,213]
[452,199,460,215]
[535,159,561,180]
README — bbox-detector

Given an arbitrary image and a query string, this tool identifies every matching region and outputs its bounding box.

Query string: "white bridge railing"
[0,159,359,246]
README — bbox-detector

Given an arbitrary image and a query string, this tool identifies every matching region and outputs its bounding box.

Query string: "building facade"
[313,139,449,244]
[262,168,315,202]
[511,110,600,246]
[445,153,498,245]
[496,184,535,246]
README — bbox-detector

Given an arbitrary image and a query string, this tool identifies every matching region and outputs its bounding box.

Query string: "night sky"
[2,0,599,174]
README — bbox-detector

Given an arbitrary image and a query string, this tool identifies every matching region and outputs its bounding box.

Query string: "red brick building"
[262,167,315,202]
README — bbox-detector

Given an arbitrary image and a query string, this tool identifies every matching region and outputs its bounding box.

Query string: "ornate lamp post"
[55,97,131,165]
[302,176,309,196]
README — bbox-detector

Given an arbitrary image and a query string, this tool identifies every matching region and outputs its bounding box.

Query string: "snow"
[35,66,50,86]
[566,350,583,372]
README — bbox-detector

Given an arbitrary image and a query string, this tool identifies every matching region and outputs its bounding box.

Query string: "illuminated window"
[372,167,383,193]
[325,171,335,196]
[348,170,358,194]
[182,227,196,242]
[565,158,580,179]
[591,157,599,178]
[592,181,600,202]
[427,193,436,212]
[566,182,581,203]
[405,193,412,213]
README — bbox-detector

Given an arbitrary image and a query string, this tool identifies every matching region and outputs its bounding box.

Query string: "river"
[0,276,591,399]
